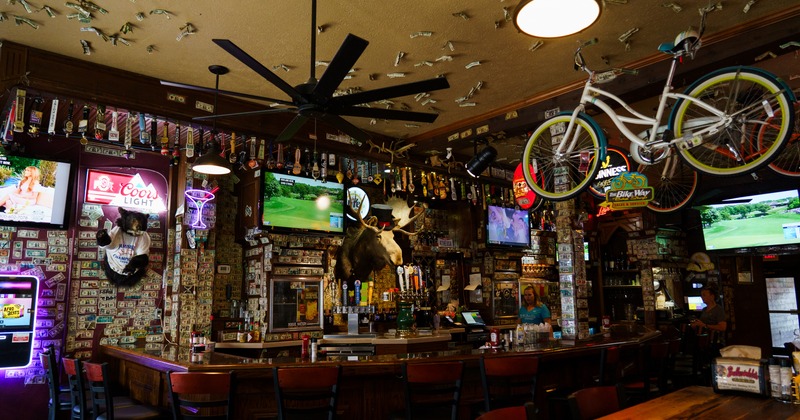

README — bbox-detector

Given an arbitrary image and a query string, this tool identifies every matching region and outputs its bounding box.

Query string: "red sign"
[85,169,166,213]
[513,163,537,210]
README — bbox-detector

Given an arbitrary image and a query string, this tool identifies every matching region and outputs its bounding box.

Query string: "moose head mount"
[334,197,424,285]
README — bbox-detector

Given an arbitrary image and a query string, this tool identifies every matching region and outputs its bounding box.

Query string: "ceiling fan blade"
[312,34,369,100]
[319,114,370,142]
[212,39,306,104]
[275,115,310,142]
[336,106,440,123]
[192,108,295,121]
[330,77,450,108]
[160,80,294,106]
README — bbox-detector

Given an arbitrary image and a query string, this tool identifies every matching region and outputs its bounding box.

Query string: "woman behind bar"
[691,285,727,334]
[519,285,551,325]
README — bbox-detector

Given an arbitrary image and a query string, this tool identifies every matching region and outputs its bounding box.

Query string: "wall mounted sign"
[184,189,215,229]
[512,163,537,210]
[599,171,653,210]
[345,187,369,221]
[85,169,166,213]
[589,146,631,199]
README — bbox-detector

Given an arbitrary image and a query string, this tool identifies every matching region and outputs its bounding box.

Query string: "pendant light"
[513,0,601,38]
[192,65,232,175]
[465,145,497,178]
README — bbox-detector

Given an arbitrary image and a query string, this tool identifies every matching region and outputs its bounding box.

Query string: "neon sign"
[184,189,215,229]
[86,170,167,213]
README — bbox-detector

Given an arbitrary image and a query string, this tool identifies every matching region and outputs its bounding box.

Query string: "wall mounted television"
[486,205,531,248]
[0,152,74,229]
[696,189,800,251]
[260,171,345,233]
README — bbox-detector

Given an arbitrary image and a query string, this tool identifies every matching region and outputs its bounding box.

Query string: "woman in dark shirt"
[691,285,727,333]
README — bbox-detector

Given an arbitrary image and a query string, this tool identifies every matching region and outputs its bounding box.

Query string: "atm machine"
[0,275,38,368]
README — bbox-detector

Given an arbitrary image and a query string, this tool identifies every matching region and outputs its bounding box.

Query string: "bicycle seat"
[659,28,700,55]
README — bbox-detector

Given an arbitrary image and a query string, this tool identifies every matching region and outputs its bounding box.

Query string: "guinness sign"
[589,146,630,199]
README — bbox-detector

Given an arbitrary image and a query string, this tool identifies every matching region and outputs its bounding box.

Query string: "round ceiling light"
[513,0,601,38]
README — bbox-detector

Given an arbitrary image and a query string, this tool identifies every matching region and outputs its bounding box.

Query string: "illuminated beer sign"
[513,163,537,210]
[85,169,167,213]
[589,146,630,199]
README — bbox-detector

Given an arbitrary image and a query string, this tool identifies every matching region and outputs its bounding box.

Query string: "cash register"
[461,311,489,345]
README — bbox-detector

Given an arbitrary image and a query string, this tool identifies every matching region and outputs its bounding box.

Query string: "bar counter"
[599,385,800,419]
[99,327,661,419]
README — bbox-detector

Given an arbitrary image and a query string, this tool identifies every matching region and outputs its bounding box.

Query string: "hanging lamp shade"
[513,0,601,38]
[192,143,231,175]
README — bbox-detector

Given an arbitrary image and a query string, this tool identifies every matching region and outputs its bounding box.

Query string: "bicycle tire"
[763,104,800,177]
[522,113,604,201]
[636,150,698,213]
[669,66,794,176]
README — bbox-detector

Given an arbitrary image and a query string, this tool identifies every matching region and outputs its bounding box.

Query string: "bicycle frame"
[556,55,728,162]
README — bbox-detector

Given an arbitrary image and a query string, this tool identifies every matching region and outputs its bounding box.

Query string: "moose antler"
[387,196,425,236]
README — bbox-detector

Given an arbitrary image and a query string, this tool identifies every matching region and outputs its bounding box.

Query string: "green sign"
[600,171,653,210]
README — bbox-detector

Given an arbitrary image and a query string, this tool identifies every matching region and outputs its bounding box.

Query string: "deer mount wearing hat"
[335,197,424,284]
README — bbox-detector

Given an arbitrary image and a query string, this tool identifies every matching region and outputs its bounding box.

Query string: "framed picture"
[736,256,752,284]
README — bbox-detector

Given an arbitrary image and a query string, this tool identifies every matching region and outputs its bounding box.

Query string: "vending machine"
[0,275,38,368]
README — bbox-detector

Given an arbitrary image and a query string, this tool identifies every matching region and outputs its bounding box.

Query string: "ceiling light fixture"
[465,146,497,178]
[193,65,232,175]
[513,0,601,38]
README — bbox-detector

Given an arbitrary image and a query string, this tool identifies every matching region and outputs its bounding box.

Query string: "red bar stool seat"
[567,384,626,420]
[167,371,235,419]
[273,365,341,420]
[400,360,464,420]
[82,361,162,420]
[41,346,71,420]
[479,354,539,413]
[475,402,537,420]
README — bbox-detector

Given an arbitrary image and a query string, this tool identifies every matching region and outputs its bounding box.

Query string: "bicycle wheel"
[522,113,604,201]
[763,104,800,177]
[636,149,698,213]
[669,66,794,176]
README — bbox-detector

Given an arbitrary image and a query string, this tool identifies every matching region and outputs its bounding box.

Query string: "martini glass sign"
[185,188,216,229]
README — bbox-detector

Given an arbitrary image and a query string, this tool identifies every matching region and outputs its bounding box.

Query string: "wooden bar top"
[600,386,800,419]
[100,327,660,373]
[98,326,662,419]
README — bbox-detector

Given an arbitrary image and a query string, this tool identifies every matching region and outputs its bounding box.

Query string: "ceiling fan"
[160,0,449,143]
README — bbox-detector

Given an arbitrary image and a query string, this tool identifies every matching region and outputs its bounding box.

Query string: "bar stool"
[479,354,539,412]
[167,371,235,419]
[41,346,71,420]
[401,360,464,420]
[546,345,619,418]
[567,384,626,420]
[597,346,621,386]
[475,402,537,420]
[62,357,91,420]
[82,361,162,420]
[273,365,341,420]
[621,341,670,403]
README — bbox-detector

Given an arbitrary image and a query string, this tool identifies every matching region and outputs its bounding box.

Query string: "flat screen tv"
[260,171,345,233]
[0,152,73,229]
[486,205,531,248]
[697,189,800,251]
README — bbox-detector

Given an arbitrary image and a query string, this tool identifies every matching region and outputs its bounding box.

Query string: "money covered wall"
[0,137,171,418]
